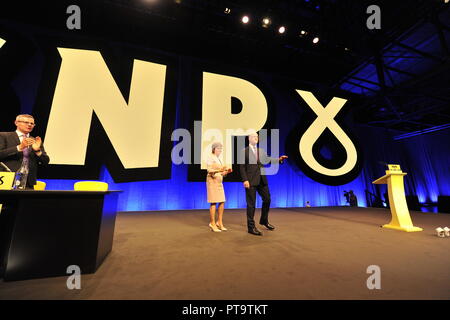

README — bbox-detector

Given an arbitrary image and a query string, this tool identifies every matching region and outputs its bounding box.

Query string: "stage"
[0,207,449,300]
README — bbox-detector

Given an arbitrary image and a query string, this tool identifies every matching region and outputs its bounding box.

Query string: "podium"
[0,190,120,281]
[372,165,423,232]
[0,172,15,213]
[0,172,15,191]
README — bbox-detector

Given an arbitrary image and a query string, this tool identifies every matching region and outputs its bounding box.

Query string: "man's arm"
[31,136,50,166]
[0,133,20,160]
[239,148,248,182]
[259,148,288,164]
[35,144,50,166]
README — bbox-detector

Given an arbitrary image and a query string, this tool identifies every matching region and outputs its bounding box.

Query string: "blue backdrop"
[41,125,450,212]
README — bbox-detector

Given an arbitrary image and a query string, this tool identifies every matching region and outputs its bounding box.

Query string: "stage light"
[174,0,182,4]
[312,37,319,44]
[224,8,231,14]
[315,5,320,10]
[445,0,449,4]
[242,15,250,24]
[300,30,307,37]
[278,26,286,34]
[262,17,271,28]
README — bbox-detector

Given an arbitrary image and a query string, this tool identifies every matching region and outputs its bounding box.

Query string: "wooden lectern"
[372,164,423,232]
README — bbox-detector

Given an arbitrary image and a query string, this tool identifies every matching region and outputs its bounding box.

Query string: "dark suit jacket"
[239,146,280,187]
[0,131,50,187]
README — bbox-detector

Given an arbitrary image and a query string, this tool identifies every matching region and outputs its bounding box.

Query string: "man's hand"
[243,181,250,189]
[279,155,288,163]
[32,136,42,152]
[18,137,34,151]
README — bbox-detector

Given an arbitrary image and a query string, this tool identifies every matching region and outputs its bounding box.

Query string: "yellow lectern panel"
[373,166,422,232]
[0,172,15,190]
[0,172,16,215]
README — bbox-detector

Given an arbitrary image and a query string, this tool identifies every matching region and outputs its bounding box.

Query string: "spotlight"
[174,0,182,4]
[278,26,286,34]
[262,17,271,28]
[242,15,250,24]
[312,37,319,44]
[224,8,231,14]
[299,30,307,37]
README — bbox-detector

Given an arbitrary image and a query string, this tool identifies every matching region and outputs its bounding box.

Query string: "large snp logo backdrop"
[1,36,363,186]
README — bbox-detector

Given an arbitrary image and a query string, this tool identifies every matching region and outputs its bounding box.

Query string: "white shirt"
[16,130,29,142]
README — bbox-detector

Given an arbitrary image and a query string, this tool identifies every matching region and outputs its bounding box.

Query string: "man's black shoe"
[260,223,275,230]
[248,228,262,236]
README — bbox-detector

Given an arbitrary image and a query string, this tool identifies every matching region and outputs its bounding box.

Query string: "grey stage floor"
[0,207,449,300]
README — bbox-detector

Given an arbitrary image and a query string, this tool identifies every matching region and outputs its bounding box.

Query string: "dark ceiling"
[1,0,449,133]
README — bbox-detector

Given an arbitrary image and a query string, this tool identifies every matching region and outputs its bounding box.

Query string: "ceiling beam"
[392,41,445,63]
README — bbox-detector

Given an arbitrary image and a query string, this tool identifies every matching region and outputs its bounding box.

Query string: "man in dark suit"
[0,114,50,188]
[239,131,288,236]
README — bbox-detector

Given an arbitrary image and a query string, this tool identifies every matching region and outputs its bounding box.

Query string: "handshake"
[435,227,450,238]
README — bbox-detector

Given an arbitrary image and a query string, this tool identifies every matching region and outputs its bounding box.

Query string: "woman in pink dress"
[206,142,232,232]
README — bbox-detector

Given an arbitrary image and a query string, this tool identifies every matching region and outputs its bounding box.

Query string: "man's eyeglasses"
[18,121,36,126]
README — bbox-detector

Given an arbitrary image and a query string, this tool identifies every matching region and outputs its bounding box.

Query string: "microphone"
[0,162,12,172]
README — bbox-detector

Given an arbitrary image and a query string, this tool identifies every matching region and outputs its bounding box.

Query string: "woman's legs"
[209,203,221,231]
[216,202,226,230]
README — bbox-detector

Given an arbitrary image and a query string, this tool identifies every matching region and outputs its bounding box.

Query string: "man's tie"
[22,136,30,169]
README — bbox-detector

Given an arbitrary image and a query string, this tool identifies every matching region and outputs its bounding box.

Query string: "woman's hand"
[223,166,233,173]
[221,166,233,176]
[210,171,223,178]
